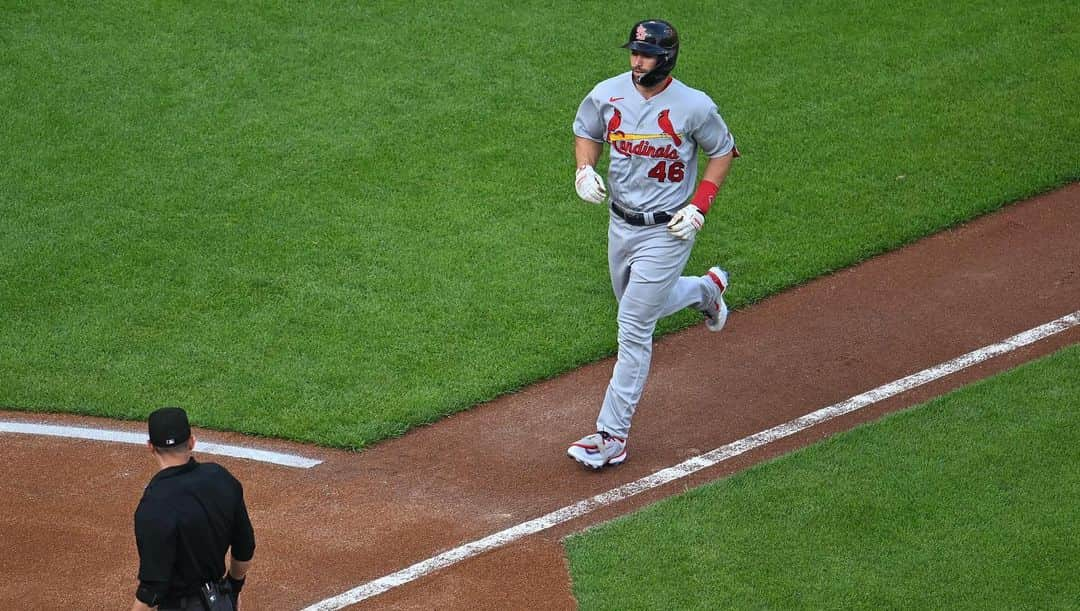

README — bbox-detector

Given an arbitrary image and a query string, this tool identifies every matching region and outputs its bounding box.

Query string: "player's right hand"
[575,165,607,204]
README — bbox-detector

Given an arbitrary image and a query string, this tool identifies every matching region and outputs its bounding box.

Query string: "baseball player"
[567,19,738,469]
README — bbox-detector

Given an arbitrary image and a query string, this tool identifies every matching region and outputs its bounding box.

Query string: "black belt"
[156,594,203,611]
[158,579,232,610]
[610,201,674,226]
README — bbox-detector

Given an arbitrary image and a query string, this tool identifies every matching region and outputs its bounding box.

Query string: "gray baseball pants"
[595,212,720,438]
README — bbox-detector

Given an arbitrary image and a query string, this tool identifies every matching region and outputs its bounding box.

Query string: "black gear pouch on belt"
[199,580,235,611]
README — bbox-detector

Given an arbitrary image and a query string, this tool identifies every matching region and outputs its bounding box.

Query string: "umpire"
[131,407,256,611]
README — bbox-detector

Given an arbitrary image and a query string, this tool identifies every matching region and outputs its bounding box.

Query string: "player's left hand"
[667,204,705,240]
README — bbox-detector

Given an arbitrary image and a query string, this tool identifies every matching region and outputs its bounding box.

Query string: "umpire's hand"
[227,574,245,609]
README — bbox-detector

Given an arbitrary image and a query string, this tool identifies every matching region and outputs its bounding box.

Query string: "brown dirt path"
[2,184,1078,610]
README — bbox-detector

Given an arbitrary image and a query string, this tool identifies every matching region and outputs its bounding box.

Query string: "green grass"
[2,1,1078,447]
[566,344,1080,610]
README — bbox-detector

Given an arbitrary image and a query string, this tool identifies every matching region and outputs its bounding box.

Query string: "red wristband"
[690,180,719,214]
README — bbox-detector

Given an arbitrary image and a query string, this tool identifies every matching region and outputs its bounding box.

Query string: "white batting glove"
[667,204,705,240]
[574,165,607,204]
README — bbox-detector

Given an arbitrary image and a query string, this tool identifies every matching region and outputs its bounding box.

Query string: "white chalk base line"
[0,422,322,469]
[301,309,1080,610]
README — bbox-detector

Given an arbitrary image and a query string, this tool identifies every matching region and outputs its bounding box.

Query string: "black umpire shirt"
[133,457,255,606]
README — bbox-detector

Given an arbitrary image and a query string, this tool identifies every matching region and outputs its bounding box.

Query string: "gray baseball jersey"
[573,71,736,213]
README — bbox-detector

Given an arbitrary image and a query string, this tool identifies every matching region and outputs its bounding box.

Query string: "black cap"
[148,407,191,448]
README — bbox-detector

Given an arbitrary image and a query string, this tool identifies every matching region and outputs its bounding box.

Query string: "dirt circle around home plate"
[2,184,1078,610]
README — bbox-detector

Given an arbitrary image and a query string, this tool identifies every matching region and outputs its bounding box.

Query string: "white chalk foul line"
[302,310,1080,610]
[0,422,322,469]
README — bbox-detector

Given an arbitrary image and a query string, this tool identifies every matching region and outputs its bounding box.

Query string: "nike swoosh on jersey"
[609,97,624,102]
